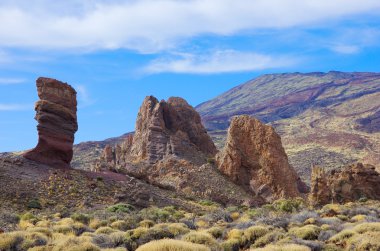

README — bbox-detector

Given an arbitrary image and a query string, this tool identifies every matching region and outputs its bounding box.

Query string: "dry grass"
[136,239,210,251]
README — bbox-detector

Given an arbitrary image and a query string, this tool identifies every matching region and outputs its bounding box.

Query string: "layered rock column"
[23,77,78,168]
[216,115,301,201]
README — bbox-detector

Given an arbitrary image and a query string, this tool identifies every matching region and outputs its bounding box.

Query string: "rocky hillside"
[196,71,380,182]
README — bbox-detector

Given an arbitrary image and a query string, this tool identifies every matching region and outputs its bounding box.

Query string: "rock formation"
[129,96,217,163]
[93,134,133,172]
[309,163,380,206]
[23,77,78,168]
[216,115,302,201]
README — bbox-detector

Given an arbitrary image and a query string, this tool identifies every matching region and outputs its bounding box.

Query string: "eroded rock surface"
[129,96,217,163]
[309,163,380,206]
[216,115,302,201]
[23,77,78,168]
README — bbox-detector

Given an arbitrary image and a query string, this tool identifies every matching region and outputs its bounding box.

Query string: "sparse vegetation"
[0,200,379,251]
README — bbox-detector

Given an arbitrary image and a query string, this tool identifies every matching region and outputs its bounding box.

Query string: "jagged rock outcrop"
[93,134,133,172]
[309,163,380,206]
[23,77,78,168]
[129,96,217,164]
[216,115,302,201]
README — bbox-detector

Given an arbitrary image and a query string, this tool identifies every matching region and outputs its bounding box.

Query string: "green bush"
[289,225,321,240]
[71,213,91,224]
[107,203,135,213]
[27,199,42,210]
[272,198,304,213]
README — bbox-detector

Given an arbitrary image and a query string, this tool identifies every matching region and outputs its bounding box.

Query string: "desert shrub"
[289,225,321,240]
[27,199,42,209]
[195,219,209,229]
[253,243,311,251]
[52,236,100,251]
[220,238,240,251]
[346,231,380,250]
[53,224,74,234]
[136,239,210,251]
[0,232,24,250]
[27,227,52,238]
[139,220,155,228]
[328,229,356,245]
[72,222,88,236]
[89,218,108,229]
[318,230,336,241]
[20,212,38,222]
[71,213,91,224]
[230,212,240,221]
[291,210,319,224]
[19,232,48,250]
[35,220,51,228]
[107,203,134,213]
[109,231,126,247]
[95,227,116,235]
[19,220,35,230]
[353,222,380,233]
[244,225,270,242]
[227,229,244,242]
[92,234,113,248]
[206,158,215,164]
[140,207,172,222]
[182,231,218,248]
[252,230,286,248]
[167,223,190,236]
[111,220,130,231]
[137,226,175,245]
[52,225,73,234]
[272,198,304,213]
[205,226,224,239]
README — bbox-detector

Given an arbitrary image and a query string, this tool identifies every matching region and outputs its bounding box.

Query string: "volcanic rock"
[93,134,133,172]
[216,115,302,201]
[129,96,217,163]
[23,77,78,168]
[309,162,380,206]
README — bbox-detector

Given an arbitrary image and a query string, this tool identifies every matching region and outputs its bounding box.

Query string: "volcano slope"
[196,71,380,182]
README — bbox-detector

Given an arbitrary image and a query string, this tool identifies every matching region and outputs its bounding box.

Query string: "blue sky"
[1,0,380,152]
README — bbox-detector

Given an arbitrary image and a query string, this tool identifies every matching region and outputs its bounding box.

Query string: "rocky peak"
[129,96,217,164]
[309,162,380,206]
[23,77,78,168]
[216,115,302,201]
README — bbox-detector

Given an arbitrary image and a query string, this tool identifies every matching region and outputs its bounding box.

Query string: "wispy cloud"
[0,103,31,111]
[143,50,297,74]
[331,45,360,54]
[75,84,94,107]
[0,0,379,53]
[0,78,26,85]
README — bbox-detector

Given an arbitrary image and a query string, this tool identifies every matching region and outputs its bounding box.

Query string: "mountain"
[196,71,380,182]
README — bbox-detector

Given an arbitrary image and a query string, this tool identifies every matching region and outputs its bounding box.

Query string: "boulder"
[216,115,302,201]
[309,162,380,206]
[23,77,78,168]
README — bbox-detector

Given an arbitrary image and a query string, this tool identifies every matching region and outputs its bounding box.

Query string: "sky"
[1,0,380,152]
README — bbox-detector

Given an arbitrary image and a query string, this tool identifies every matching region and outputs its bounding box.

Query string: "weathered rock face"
[23,77,78,168]
[129,96,217,163]
[216,115,302,201]
[93,134,133,172]
[309,163,380,206]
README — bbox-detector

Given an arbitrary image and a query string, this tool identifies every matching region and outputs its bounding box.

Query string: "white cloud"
[143,50,297,74]
[0,0,380,53]
[0,104,30,111]
[331,45,360,54]
[75,85,94,107]
[0,78,26,85]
